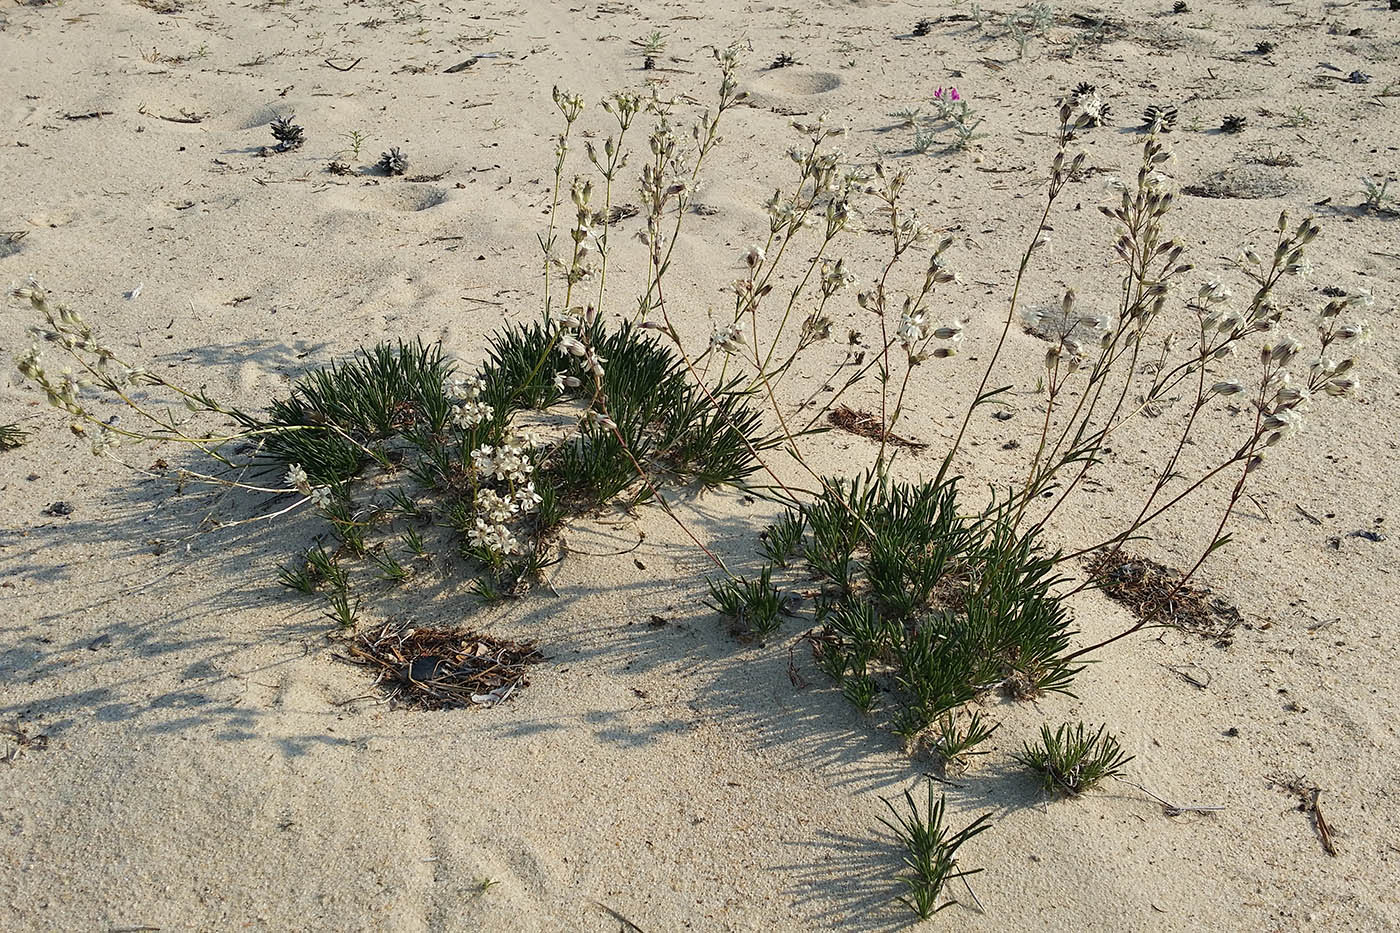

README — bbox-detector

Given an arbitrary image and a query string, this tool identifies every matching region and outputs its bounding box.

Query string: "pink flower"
[934,86,962,102]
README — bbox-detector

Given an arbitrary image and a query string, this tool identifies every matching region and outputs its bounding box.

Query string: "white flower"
[453,400,493,430]
[470,445,496,476]
[821,258,855,296]
[1275,383,1311,407]
[514,483,543,512]
[896,310,927,350]
[285,464,311,494]
[932,319,965,341]
[1324,377,1356,397]
[1198,280,1231,304]
[1264,337,1302,367]
[584,348,606,379]
[309,486,334,510]
[1261,408,1303,445]
[709,322,746,354]
[1334,321,1370,344]
[468,518,521,556]
[1020,306,1047,332]
[476,488,517,524]
[447,374,486,401]
[495,527,521,555]
[89,427,120,455]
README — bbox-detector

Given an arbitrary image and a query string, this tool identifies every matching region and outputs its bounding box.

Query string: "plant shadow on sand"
[1,400,1050,929]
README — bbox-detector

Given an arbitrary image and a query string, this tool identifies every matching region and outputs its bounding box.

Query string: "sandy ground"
[2,0,1399,930]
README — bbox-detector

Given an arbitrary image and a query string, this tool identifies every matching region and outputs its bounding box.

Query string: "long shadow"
[2,384,1060,928]
[154,334,333,376]
[778,829,915,932]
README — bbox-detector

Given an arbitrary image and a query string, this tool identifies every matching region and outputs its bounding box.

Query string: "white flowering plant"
[10,46,1381,922]
[10,48,1372,750]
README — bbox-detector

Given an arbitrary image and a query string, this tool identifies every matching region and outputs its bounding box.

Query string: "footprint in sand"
[378,185,451,212]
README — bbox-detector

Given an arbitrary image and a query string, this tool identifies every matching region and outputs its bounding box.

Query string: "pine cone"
[377,147,409,176]
[1141,104,1178,133]
[270,115,305,151]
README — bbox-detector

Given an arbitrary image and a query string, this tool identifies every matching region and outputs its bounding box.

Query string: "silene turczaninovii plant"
[12,46,1372,774]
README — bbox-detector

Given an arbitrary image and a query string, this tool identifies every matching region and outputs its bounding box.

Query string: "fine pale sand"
[2,1,1398,930]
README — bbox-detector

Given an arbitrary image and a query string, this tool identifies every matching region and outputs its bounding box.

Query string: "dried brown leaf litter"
[340,620,543,710]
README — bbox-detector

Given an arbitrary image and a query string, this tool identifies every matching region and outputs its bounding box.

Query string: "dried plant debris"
[1220,113,1248,134]
[342,620,542,710]
[0,422,29,451]
[607,203,640,225]
[1246,148,1299,168]
[3,720,49,763]
[827,405,927,450]
[1270,775,1339,855]
[0,230,25,259]
[1088,551,1241,643]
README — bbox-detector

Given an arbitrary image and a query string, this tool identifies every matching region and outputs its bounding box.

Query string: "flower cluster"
[468,515,521,556]
[466,434,543,557]
[285,464,333,509]
[471,433,536,485]
[931,85,964,123]
[710,321,747,355]
[894,308,965,361]
[1229,288,1368,470]
[556,308,606,380]
[449,374,493,429]
[820,258,856,298]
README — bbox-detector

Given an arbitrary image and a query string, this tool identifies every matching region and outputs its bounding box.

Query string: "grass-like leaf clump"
[879,778,992,918]
[708,566,785,640]
[760,472,1080,745]
[230,320,777,597]
[1015,721,1133,796]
